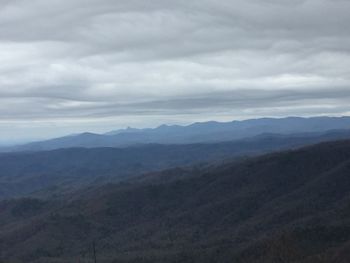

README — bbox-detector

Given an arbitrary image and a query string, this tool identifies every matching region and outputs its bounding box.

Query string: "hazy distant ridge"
[6,116,350,152]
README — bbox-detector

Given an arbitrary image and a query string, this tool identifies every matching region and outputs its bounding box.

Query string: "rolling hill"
[1,129,350,200]
[1,140,350,262]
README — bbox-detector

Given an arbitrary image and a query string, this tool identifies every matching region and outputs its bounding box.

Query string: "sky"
[0,0,349,144]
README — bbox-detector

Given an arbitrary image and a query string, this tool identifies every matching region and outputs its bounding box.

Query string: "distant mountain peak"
[79,132,100,137]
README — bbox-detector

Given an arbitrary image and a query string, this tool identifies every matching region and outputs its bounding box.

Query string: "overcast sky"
[0,0,349,143]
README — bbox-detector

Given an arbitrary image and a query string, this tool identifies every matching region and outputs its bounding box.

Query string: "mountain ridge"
[1,139,350,262]
[4,116,350,152]
[0,128,349,199]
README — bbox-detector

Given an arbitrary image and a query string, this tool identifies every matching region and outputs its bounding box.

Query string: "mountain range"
[1,128,350,200]
[5,116,350,152]
[2,116,350,262]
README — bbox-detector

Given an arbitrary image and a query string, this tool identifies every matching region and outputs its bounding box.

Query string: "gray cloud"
[0,0,349,142]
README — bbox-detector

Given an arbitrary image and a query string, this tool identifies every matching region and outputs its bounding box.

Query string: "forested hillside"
[1,130,350,200]
[1,140,350,262]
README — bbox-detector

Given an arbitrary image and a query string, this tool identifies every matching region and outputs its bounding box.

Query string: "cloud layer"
[0,0,349,142]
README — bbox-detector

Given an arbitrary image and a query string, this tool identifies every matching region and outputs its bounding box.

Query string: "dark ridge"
[1,140,350,262]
